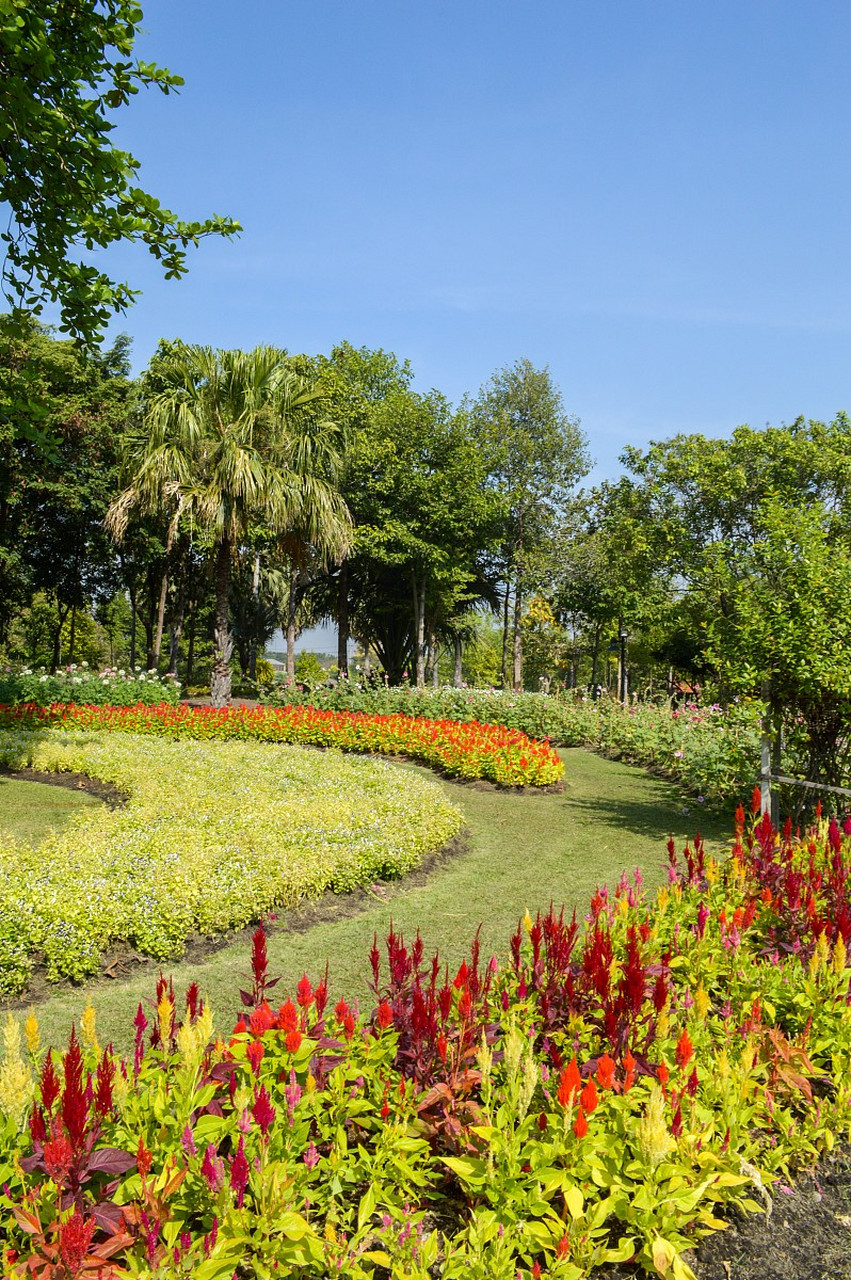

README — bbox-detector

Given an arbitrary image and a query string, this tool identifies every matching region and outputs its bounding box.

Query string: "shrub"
[0,664,181,707]
[2,804,851,1277]
[0,728,463,993]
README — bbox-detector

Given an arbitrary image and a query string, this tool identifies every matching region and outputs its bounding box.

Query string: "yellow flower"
[24,1010,39,1056]
[305,1073,317,1093]
[656,1010,670,1041]
[637,1084,675,1167]
[694,985,711,1021]
[656,887,670,913]
[157,995,174,1049]
[81,1001,100,1055]
[705,857,718,885]
[0,1015,33,1129]
[833,934,847,975]
[523,909,534,935]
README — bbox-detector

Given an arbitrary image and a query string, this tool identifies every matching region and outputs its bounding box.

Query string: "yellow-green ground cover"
[0,729,463,995]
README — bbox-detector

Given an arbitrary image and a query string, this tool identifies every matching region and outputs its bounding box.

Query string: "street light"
[619,629,628,703]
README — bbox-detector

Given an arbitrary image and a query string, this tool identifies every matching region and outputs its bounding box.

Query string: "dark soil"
[0,766,127,808]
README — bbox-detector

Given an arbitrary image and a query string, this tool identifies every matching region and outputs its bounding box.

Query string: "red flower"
[751,785,762,814]
[277,1000,297,1032]
[249,1003,275,1037]
[246,1041,265,1075]
[573,1106,588,1139]
[285,1030,302,1054]
[230,1135,250,1208]
[251,1084,276,1136]
[556,1233,570,1259]
[557,1055,581,1107]
[59,1210,96,1274]
[44,1129,73,1186]
[596,1054,616,1090]
[657,1061,669,1088]
[623,1050,636,1092]
[537,1111,547,1131]
[675,1029,693,1071]
[136,1135,153,1180]
[296,974,313,1008]
[376,1002,394,1029]
[580,1078,598,1115]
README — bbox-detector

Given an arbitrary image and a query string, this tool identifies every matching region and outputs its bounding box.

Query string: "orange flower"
[623,1050,636,1092]
[596,1054,616,1090]
[675,1029,693,1071]
[580,1078,598,1115]
[573,1106,588,1139]
[557,1055,582,1107]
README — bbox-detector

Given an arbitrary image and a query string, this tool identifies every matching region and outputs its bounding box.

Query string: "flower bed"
[265,684,762,801]
[2,799,850,1278]
[0,702,565,789]
[0,665,181,707]
[0,729,463,994]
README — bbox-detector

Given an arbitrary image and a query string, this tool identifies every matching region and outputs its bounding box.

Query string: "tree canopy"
[0,0,239,344]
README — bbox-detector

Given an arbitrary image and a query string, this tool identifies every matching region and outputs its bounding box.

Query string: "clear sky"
[86,0,849,485]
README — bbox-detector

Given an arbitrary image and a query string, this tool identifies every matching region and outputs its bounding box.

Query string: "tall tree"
[469,360,590,690]
[0,1,239,344]
[108,344,351,705]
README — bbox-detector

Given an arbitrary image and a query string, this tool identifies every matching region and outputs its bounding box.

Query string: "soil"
[0,765,127,808]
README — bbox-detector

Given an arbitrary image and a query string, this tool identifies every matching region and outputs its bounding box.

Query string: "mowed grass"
[0,777,100,845]
[13,748,735,1052]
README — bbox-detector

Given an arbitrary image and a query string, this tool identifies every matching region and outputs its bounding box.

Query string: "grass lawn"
[12,748,734,1052]
[0,776,100,845]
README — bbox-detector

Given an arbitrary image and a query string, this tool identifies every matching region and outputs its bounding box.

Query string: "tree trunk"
[501,579,511,689]
[248,551,261,681]
[51,602,71,670]
[128,585,137,670]
[337,561,349,678]
[512,517,523,692]
[168,571,186,677]
[186,606,196,686]
[590,622,602,696]
[153,569,168,667]
[210,535,233,707]
[286,561,298,683]
[453,635,463,687]
[426,628,439,686]
[68,604,77,665]
[412,571,426,687]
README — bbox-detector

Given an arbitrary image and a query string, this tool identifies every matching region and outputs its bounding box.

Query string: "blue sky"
[88,0,850,486]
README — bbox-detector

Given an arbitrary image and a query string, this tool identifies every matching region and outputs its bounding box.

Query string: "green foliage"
[0,729,463,992]
[0,1,239,343]
[294,651,326,689]
[0,664,180,706]
[4,812,851,1275]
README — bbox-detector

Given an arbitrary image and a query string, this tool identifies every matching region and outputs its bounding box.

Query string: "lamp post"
[619,629,628,703]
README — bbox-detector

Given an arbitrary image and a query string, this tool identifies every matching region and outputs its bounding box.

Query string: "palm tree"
[108,344,351,705]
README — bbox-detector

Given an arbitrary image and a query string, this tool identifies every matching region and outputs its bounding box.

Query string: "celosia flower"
[304,1142,320,1170]
[201,1143,225,1193]
[297,974,313,1007]
[285,1030,302,1054]
[277,1000,297,1032]
[557,1056,582,1107]
[230,1135,250,1208]
[249,1003,275,1037]
[246,1041,265,1075]
[376,1002,393,1029]
[44,1128,74,1185]
[596,1054,616,1090]
[573,1106,588,1139]
[675,1029,693,1071]
[59,1210,96,1274]
[252,1084,276,1136]
[637,1083,675,1166]
[580,1078,598,1115]
[623,1050,636,1092]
